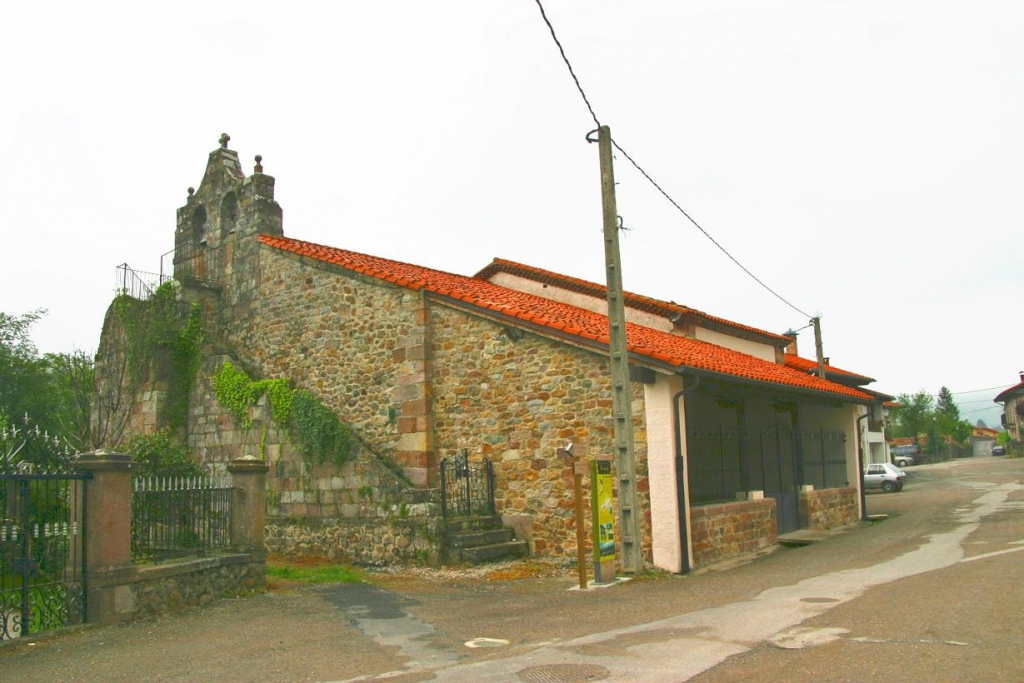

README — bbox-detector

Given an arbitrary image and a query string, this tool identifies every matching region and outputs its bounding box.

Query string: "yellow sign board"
[591,460,615,562]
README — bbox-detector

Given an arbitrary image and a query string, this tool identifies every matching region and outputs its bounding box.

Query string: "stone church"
[96,136,888,572]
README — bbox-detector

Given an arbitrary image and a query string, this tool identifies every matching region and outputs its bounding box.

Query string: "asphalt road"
[2,456,1021,682]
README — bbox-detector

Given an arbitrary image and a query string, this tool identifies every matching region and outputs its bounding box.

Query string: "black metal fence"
[131,475,233,561]
[687,426,847,505]
[115,263,167,300]
[1,425,88,641]
[440,451,495,517]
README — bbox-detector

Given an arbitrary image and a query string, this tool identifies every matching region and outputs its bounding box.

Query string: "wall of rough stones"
[799,486,858,531]
[689,498,777,568]
[265,515,441,566]
[120,553,264,620]
[184,348,441,565]
[217,250,425,477]
[428,303,651,561]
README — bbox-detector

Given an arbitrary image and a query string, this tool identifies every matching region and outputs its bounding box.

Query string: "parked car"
[891,444,920,468]
[863,462,904,493]
[992,445,1007,456]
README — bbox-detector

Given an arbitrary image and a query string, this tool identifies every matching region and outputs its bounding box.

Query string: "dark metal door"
[761,424,801,534]
[1,450,88,640]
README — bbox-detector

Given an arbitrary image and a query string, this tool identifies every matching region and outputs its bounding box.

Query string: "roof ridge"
[475,257,790,343]
[258,235,875,403]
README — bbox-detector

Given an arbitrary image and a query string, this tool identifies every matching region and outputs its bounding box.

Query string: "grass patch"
[266,556,362,585]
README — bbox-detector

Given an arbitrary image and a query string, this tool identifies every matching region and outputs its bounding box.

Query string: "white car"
[862,462,904,493]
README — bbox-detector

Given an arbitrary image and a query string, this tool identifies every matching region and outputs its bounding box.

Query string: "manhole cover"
[517,663,610,682]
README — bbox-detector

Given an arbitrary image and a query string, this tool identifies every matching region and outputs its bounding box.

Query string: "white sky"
[1,1,1020,426]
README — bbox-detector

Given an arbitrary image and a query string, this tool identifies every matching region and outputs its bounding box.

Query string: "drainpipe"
[856,411,871,521]
[673,374,701,574]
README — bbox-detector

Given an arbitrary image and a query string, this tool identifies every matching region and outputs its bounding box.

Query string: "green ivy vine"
[212,361,353,467]
[113,280,203,432]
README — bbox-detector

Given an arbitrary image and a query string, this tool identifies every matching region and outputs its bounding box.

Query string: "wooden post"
[597,125,642,573]
[573,459,588,590]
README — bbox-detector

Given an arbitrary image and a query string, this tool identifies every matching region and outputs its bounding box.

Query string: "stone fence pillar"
[227,457,269,552]
[71,450,136,625]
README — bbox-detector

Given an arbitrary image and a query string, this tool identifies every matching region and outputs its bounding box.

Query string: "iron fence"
[440,451,495,517]
[687,426,847,505]
[115,263,168,301]
[131,474,232,561]
[1,422,88,640]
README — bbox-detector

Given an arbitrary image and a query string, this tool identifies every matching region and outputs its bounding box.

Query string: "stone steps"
[443,516,529,565]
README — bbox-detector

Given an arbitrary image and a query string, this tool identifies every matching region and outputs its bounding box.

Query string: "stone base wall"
[689,498,777,568]
[265,514,443,566]
[800,486,858,530]
[95,552,264,624]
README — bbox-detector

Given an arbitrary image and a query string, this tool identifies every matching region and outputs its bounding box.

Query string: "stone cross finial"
[254,155,263,174]
[219,133,230,149]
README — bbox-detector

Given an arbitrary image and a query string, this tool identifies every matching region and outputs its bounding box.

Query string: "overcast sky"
[1,1,1020,426]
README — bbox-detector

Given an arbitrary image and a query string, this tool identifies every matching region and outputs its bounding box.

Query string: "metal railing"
[115,263,168,301]
[131,475,232,561]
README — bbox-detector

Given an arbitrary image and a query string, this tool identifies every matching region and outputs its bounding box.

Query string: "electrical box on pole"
[595,125,643,574]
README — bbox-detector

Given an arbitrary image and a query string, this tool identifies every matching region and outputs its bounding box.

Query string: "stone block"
[398,432,428,452]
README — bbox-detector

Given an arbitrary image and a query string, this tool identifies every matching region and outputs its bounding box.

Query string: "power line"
[531,0,812,320]
[951,384,1015,395]
[533,0,600,128]
[610,140,813,319]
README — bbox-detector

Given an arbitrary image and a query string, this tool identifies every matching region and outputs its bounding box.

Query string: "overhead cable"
[531,0,812,320]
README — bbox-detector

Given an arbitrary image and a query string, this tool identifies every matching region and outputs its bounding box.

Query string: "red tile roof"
[994,381,1024,403]
[783,353,875,384]
[475,258,792,344]
[259,235,875,402]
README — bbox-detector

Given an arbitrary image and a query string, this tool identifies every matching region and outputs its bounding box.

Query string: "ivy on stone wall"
[212,361,353,467]
[113,281,203,432]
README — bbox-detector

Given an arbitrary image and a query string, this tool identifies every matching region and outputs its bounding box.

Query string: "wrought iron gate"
[1,439,89,640]
[440,451,495,517]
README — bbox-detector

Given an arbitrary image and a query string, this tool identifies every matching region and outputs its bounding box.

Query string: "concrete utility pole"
[596,125,643,573]
[812,316,826,380]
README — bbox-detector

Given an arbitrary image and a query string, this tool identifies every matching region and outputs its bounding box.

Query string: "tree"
[44,350,98,452]
[934,385,965,442]
[977,419,988,428]
[0,309,75,438]
[890,391,934,441]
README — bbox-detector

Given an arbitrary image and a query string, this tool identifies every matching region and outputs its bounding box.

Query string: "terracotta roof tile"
[783,353,875,383]
[259,235,874,402]
[475,257,791,344]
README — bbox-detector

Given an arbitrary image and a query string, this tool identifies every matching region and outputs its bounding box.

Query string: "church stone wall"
[429,304,651,561]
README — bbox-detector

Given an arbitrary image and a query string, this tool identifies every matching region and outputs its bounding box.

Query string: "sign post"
[591,459,616,584]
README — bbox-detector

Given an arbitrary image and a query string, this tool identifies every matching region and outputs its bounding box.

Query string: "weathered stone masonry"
[429,303,651,560]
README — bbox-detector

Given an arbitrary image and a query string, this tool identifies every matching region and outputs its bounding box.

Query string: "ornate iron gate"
[1,435,89,641]
[440,451,495,517]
